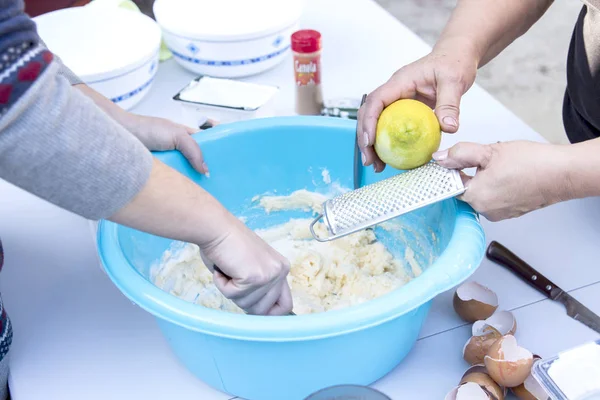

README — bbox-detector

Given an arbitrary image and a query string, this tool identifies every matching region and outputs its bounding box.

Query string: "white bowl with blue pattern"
[153,0,304,78]
[33,6,161,110]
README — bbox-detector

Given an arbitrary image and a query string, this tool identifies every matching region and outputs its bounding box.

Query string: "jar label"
[294,56,321,86]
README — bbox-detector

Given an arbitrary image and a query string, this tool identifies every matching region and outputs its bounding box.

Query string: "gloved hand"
[73,85,291,315]
[198,213,293,315]
[120,113,209,175]
[75,83,210,175]
[357,38,479,172]
[432,141,572,222]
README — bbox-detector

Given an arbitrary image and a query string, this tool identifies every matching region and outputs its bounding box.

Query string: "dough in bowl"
[151,188,422,314]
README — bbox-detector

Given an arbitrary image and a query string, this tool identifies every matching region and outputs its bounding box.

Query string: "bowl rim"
[97,116,486,341]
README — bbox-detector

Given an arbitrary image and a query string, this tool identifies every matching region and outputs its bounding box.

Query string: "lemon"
[374,99,441,170]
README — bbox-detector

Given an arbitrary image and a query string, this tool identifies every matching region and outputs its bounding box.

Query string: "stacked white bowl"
[33,5,162,110]
[153,0,305,78]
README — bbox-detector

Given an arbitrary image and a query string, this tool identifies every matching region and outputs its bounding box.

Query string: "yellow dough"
[151,188,422,315]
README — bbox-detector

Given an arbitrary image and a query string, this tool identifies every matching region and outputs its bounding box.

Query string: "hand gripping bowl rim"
[96,116,486,342]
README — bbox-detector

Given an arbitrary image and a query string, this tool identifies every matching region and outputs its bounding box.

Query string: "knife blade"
[555,291,600,333]
[486,240,600,334]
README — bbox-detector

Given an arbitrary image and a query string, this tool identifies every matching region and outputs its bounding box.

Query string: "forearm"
[560,138,600,200]
[110,158,231,247]
[75,83,131,126]
[38,45,119,127]
[435,0,553,67]
[38,41,125,127]
[54,54,83,85]
[0,61,153,219]
[38,36,84,86]
[39,38,117,119]
[1,62,231,245]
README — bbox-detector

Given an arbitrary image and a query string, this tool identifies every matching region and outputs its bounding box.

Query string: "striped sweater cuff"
[0,42,54,116]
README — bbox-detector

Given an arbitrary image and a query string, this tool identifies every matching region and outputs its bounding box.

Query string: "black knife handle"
[486,241,564,300]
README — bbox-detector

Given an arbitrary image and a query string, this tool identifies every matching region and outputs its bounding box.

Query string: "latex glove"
[198,215,293,315]
[357,38,479,172]
[75,84,209,175]
[120,113,210,175]
[432,141,571,222]
[111,158,294,316]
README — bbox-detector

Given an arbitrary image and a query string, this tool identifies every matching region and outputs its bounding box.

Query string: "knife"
[486,240,600,334]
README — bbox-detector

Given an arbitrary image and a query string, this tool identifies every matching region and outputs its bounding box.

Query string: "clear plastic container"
[172,75,280,127]
[532,339,600,400]
[320,97,363,119]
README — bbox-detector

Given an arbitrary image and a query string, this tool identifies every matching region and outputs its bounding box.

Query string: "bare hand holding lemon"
[357,39,478,172]
[373,99,441,170]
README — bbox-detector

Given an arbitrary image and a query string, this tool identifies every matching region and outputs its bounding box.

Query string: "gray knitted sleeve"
[0,61,153,220]
[52,53,84,85]
[37,37,84,86]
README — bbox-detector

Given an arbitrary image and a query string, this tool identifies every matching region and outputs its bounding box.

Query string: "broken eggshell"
[463,311,518,365]
[453,281,499,322]
[460,365,505,400]
[445,381,496,400]
[512,355,549,400]
[463,331,501,366]
[472,310,517,336]
[484,335,534,388]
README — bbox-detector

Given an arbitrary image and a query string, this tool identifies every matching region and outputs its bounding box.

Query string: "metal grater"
[309,162,466,242]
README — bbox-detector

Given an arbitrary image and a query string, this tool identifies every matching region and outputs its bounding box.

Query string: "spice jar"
[291,29,324,115]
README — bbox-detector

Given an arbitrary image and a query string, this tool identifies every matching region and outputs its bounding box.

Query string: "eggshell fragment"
[484,335,534,388]
[472,310,517,336]
[445,382,493,400]
[512,356,549,400]
[460,365,505,400]
[460,364,488,377]
[463,331,502,365]
[463,311,516,365]
[453,282,499,322]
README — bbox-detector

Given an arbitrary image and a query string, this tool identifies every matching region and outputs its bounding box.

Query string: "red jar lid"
[291,29,322,53]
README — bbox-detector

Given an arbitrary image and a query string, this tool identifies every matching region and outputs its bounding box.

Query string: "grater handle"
[309,213,335,242]
[310,213,363,242]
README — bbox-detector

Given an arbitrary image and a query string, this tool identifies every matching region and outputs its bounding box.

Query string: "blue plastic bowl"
[97,116,485,400]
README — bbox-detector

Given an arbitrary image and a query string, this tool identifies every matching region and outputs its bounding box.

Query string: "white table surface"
[1,0,599,399]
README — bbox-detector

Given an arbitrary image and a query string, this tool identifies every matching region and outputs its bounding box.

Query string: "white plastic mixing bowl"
[153,0,304,77]
[33,6,162,110]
